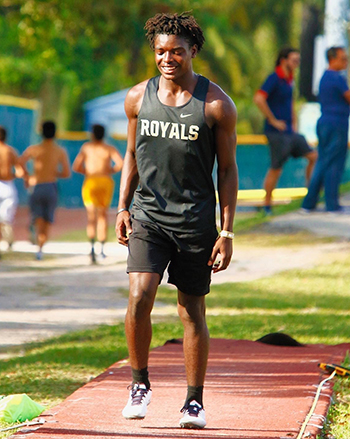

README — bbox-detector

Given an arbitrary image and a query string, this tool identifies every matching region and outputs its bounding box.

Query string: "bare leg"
[96,207,108,243]
[264,168,282,206]
[177,291,209,387]
[304,150,318,185]
[122,272,159,419]
[86,206,98,262]
[2,223,14,248]
[86,205,97,240]
[125,272,160,370]
[35,217,50,251]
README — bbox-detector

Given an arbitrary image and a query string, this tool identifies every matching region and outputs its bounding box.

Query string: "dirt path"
[1,200,350,353]
[1,237,350,354]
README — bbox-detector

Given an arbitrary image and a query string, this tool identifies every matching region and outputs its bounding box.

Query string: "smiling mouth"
[161,65,177,73]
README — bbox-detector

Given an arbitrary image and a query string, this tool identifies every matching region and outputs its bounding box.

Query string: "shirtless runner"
[0,126,26,255]
[72,124,123,263]
[21,121,71,260]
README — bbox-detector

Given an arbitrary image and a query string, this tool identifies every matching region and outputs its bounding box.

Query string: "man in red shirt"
[254,47,317,214]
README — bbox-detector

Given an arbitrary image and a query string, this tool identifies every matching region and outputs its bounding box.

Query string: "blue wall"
[11,138,350,209]
[0,101,39,205]
[236,143,350,190]
[0,98,126,208]
[2,96,350,209]
[0,104,38,153]
[238,144,306,190]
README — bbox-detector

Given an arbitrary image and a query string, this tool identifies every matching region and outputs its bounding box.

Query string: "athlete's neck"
[41,139,56,147]
[91,139,104,145]
[158,72,198,107]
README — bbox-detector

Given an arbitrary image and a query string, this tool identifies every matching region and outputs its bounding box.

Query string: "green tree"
[0,0,324,132]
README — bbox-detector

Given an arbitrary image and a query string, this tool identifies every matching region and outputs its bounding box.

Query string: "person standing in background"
[254,47,317,215]
[302,46,350,213]
[73,124,123,263]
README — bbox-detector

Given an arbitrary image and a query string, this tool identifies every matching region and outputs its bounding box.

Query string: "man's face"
[285,52,300,72]
[333,49,348,70]
[154,34,197,80]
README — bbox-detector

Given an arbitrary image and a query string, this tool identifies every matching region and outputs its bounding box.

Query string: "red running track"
[12,338,350,439]
[12,207,117,241]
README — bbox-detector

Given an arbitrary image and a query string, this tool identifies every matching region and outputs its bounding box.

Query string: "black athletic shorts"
[127,216,218,296]
[266,132,313,169]
[29,182,58,223]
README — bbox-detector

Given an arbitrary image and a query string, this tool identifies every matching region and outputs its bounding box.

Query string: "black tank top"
[133,75,216,232]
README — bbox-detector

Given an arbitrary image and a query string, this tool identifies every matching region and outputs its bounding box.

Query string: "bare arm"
[110,147,124,174]
[72,149,86,175]
[344,90,350,104]
[254,91,287,132]
[57,149,71,179]
[115,83,146,246]
[13,151,27,179]
[207,85,238,273]
[19,146,33,187]
[19,147,32,168]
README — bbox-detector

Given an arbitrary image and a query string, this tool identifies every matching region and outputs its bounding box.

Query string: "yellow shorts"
[82,176,114,209]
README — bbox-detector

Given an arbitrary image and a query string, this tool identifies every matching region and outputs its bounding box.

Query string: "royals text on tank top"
[133,75,216,232]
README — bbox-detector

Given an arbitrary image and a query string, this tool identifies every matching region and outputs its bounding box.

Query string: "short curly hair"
[145,12,205,52]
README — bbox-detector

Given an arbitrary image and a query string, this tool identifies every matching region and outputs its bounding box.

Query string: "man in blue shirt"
[302,46,350,213]
[254,47,317,214]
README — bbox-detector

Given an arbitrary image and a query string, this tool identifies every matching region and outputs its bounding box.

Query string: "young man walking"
[115,12,238,429]
[73,124,123,263]
[302,46,350,213]
[21,121,71,260]
[254,47,317,214]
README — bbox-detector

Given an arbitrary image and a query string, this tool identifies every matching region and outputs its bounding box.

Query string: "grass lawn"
[1,191,350,437]
[1,255,350,437]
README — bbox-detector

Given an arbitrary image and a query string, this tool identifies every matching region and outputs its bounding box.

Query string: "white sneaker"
[298,208,313,215]
[179,400,206,429]
[122,383,152,419]
[327,206,350,216]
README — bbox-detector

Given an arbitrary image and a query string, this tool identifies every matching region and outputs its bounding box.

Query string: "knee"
[178,301,206,328]
[87,212,96,223]
[267,168,282,179]
[128,289,154,319]
[97,209,107,220]
[309,151,318,163]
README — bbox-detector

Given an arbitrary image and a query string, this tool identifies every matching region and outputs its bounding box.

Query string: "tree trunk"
[299,4,323,102]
